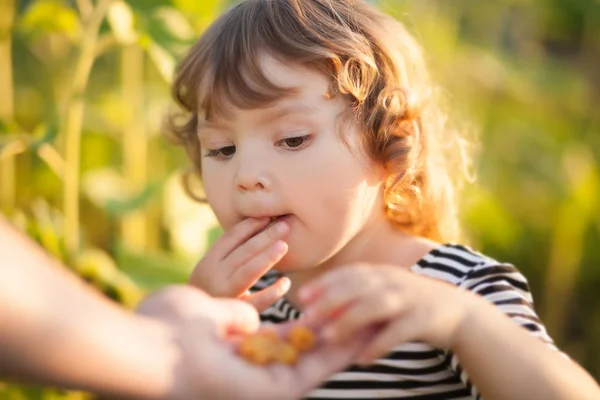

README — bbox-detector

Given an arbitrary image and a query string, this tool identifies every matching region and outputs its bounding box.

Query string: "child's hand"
[189,218,290,312]
[298,264,477,365]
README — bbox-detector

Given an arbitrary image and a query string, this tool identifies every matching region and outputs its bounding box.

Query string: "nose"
[234,157,271,193]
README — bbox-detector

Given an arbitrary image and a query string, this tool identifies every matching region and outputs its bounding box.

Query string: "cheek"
[295,144,382,227]
[321,177,381,228]
[202,169,236,230]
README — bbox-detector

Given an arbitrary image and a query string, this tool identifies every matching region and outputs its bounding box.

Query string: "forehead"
[256,54,328,93]
[204,54,337,125]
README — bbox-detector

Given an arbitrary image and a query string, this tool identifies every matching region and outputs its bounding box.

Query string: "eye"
[205,145,236,159]
[284,137,305,148]
[277,135,311,150]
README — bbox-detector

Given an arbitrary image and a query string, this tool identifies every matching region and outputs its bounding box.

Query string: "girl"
[168,0,600,398]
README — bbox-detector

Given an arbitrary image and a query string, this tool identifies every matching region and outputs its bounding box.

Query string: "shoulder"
[415,244,555,345]
[412,243,530,295]
[411,243,503,282]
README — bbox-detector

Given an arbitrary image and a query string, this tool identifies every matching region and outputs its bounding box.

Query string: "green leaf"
[27,199,67,262]
[116,246,192,291]
[172,0,222,31]
[30,123,58,151]
[18,0,80,39]
[104,180,164,216]
[75,248,144,308]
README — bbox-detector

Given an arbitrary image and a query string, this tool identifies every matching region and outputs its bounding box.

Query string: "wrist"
[127,315,182,400]
[80,313,183,400]
[448,290,490,352]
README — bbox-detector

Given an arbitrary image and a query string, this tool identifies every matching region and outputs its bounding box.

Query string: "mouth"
[267,214,291,225]
[264,214,292,230]
[252,214,292,236]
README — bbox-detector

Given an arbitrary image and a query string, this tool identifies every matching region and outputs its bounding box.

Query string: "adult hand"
[137,285,370,400]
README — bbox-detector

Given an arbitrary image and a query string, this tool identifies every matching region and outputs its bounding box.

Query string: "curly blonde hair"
[167,0,470,243]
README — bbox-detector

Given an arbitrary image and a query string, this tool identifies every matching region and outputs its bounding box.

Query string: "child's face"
[198,55,385,271]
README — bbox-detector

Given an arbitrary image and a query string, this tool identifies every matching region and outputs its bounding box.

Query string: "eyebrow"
[256,104,319,125]
[197,103,319,136]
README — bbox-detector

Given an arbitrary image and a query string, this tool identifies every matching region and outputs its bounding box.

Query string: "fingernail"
[273,240,287,253]
[275,221,289,234]
[280,277,291,292]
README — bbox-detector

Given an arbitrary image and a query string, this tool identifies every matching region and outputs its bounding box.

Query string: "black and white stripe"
[251,244,555,399]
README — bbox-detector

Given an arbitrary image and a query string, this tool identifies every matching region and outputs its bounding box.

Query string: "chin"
[273,251,316,273]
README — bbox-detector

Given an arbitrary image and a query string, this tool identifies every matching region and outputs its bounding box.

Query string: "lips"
[254,214,292,234]
[267,214,290,226]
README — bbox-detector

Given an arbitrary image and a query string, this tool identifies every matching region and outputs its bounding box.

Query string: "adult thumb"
[209,298,260,335]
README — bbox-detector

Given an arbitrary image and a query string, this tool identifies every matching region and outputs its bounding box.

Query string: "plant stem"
[0,0,15,212]
[121,43,148,252]
[62,0,112,258]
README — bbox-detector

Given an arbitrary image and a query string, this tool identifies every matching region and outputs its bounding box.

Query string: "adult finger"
[137,285,260,334]
[208,297,261,335]
[136,285,211,322]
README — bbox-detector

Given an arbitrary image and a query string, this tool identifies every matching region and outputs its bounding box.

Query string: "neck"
[283,214,439,309]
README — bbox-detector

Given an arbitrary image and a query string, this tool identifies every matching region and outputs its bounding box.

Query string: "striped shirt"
[251,244,556,399]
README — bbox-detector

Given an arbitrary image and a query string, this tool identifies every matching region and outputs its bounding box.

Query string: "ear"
[366,152,387,181]
[377,163,387,181]
[364,157,387,186]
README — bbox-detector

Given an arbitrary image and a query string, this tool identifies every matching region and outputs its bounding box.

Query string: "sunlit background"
[1,0,599,397]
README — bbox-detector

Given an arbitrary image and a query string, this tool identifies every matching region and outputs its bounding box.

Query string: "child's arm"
[299,264,600,400]
[451,288,599,399]
[444,262,600,400]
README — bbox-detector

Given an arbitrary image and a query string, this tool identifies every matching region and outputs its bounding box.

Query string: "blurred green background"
[0,0,598,397]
